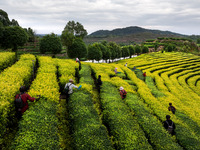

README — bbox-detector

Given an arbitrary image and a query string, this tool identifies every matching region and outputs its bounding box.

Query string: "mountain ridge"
[88,26,185,37]
[84,26,190,44]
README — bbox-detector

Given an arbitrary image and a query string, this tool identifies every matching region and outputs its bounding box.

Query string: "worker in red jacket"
[15,86,40,119]
[143,72,146,77]
[119,86,127,99]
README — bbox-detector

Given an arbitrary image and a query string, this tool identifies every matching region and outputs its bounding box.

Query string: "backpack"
[166,121,174,134]
[15,94,25,109]
[169,106,176,114]
[170,106,176,111]
[97,78,102,86]
[122,90,127,98]
[65,83,72,94]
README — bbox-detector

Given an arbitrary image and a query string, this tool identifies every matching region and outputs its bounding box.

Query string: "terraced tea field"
[0,52,199,149]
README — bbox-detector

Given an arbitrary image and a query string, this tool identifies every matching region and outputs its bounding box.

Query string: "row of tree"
[39,20,151,61]
[39,21,150,62]
[0,9,35,55]
[39,21,88,57]
[87,41,150,62]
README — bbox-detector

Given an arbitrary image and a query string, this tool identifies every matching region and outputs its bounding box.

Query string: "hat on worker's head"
[69,79,73,82]
[119,86,124,90]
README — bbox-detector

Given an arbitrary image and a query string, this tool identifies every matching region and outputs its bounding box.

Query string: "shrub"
[68,38,87,59]
[39,33,62,55]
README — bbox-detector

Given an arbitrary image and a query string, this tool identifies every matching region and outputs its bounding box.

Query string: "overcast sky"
[1,0,200,35]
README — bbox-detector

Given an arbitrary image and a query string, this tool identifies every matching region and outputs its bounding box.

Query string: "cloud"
[1,0,200,35]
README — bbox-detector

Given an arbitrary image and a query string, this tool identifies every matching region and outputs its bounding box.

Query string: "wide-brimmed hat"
[69,79,73,82]
[119,86,124,90]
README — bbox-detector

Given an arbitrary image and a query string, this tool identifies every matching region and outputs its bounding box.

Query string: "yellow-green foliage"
[110,77,136,94]
[11,56,60,149]
[79,83,93,94]
[0,54,36,102]
[0,52,16,71]
[57,98,72,150]
[1,51,200,149]
[118,52,200,149]
[56,59,78,88]
[134,55,200,125]
[187,75,200,95]
[108,64,124,73]
[89,63,114,81]
[122,65,200,149]
[29,56,60,102]
[197,81,200,88]
[0,54,36,145]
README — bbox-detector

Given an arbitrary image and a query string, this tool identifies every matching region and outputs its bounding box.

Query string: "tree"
[100,40,108,46]
[24,27,35,42]
[0,9,10,26]
[0,22,4,46]
[88,43,102,62]
[0,9,19,27]
[61,30,74,49]
[116,45,122,59]
[39,33,62,56]
[10,19,19,26]
[164,44,176,52]
[61,21,87,49]
[154,42,159,51]
[64,21,87,38]
[197,39,200,44]
[104,48,111,63]
[128,45,135,58]
[135,45,141,54]
[68,38,87,58]
[1,26,28,53]
[98,43,110,62]
[142,46,149,53]
[108,42,116,62]
[108,42,121,62]
[121,46,130,59]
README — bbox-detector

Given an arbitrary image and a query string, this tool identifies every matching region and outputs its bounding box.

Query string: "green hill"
[89,26,184,37]
[84,26,187,45]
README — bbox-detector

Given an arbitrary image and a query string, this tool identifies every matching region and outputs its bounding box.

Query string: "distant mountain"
[88,26,185,37]
[36,34,47,37]
[84,26,187,44]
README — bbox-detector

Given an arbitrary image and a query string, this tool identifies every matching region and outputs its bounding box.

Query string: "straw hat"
[69,79,73,82]
[119,86,124,90]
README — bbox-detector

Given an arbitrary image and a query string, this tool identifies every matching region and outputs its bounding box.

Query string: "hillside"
[1,52,200,149]
[89,26,184,37]
[84,26,187,44]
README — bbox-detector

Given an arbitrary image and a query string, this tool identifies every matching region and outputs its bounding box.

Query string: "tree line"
[0,9,150,60]
[0,9,35,56]
[39,20,150,61]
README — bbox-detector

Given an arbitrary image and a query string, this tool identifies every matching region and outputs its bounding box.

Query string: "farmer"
[76,58,81,70]
[143,72,146,77]
[119,86,127,99]
[78,60,81,70]
[15,86,40,120]
[168,103,176,114]
[133,66,136,70]
[124,63,128,67]
[64,79,78,102]
[97,75,102,92]
[163,115,176,135]
[76,58,79,63]
[114,67,118,74]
